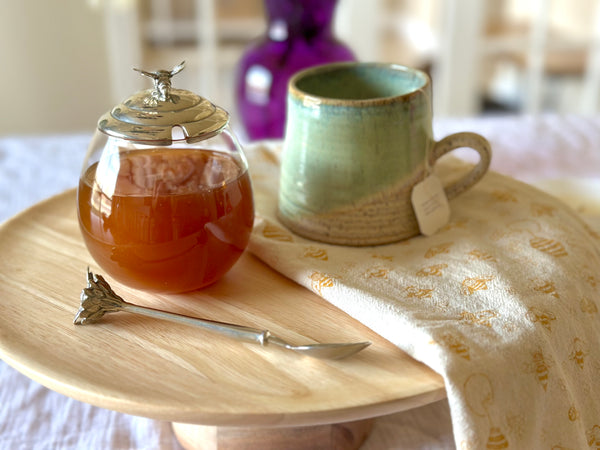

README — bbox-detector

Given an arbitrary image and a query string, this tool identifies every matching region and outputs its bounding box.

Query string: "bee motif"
[303,247,328,261]
[371,253,394,261]
[530,236,568,257]
[461,275,495,296]
[416,264,448,277]
[309,272,337,295]
[468,249,497,262]
[585,274,598,288]
[440,219,468,232]
[531,202,556,217]
[262,223,293,242]
[491,190,518,203]
[586,425,600,448]
[365,266,390,279]
[570,338,587,370]
[526,307,556,331]
[486,427,509,449]
[533,280,560,299]
[405,285,434,299]
[460,310,498,328]
[438,333,471,360]
[425,242,453,259]
[568,406,579,422]
[580,297,598,314]
[525,350,552,391]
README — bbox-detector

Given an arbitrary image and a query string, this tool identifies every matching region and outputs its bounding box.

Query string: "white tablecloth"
[1,115,599,450]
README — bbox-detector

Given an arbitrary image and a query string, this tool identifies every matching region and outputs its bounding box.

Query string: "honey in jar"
[77,62,254,293]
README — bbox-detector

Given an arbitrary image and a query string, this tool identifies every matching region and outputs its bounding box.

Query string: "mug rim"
[288,62,431,107]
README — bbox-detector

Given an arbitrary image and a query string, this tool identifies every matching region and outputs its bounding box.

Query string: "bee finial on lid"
[134,61,185,105]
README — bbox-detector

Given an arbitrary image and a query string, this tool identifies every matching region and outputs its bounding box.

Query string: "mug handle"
[428,132,492,200]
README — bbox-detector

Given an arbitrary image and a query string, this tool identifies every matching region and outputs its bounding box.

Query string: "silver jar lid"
[98,61,229,145]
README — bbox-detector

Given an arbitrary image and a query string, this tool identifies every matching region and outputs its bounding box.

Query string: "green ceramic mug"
[278,62,491,246]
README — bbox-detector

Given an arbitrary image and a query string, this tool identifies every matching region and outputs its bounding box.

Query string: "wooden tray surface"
[0,189,445,427]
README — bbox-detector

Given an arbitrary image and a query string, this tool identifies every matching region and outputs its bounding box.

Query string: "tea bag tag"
[411,175,450,236]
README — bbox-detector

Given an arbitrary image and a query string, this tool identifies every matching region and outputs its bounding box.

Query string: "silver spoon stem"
[74,269,370,360]
[120,302,270,345]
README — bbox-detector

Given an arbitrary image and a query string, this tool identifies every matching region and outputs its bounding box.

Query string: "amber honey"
[77,148,254,293]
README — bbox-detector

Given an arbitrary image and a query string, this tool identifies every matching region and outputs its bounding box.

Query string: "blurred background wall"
[1,0,599,137]
[0,0,112,135]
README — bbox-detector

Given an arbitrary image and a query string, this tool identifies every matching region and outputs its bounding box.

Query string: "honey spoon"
[74,269,370,360]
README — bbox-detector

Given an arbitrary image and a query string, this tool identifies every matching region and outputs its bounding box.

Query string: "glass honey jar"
[77,62,254,293]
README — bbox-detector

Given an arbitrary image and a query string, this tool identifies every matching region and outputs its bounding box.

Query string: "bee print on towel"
[460,310,498,328]
[585,274,598,288]
[491,189,518,203]
[568,406,580,422]
[529,236,568,257]
[463,373,509,448]
[303,246,328,261]
[461,275,495,296]
[440,218,468,232]
[532,279,560,299]
[364,266,390,280]
[309,272,337,296]
[371,253,394,262]
[404,285,435,299]
[524,349,553,391]
[262,222,293,242]
[468,249,497,263]
[425,242,453,259]
[586,425,600,448]
[437,333,471,360]
[416,263,448,277]
[569,338,587,370]
[464,374,493,415]
[580,297,598,314]
[486,427,509,449]
[405,285,434,299]
[530,202,556,217]
[526,307,556,331]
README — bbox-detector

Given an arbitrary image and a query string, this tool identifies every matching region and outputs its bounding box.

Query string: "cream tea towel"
[246,143,600,450]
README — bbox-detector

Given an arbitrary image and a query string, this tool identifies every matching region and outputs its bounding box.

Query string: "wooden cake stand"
[0,189,446,449]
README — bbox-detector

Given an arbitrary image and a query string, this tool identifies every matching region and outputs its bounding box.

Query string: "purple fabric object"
[235,0,355,140]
